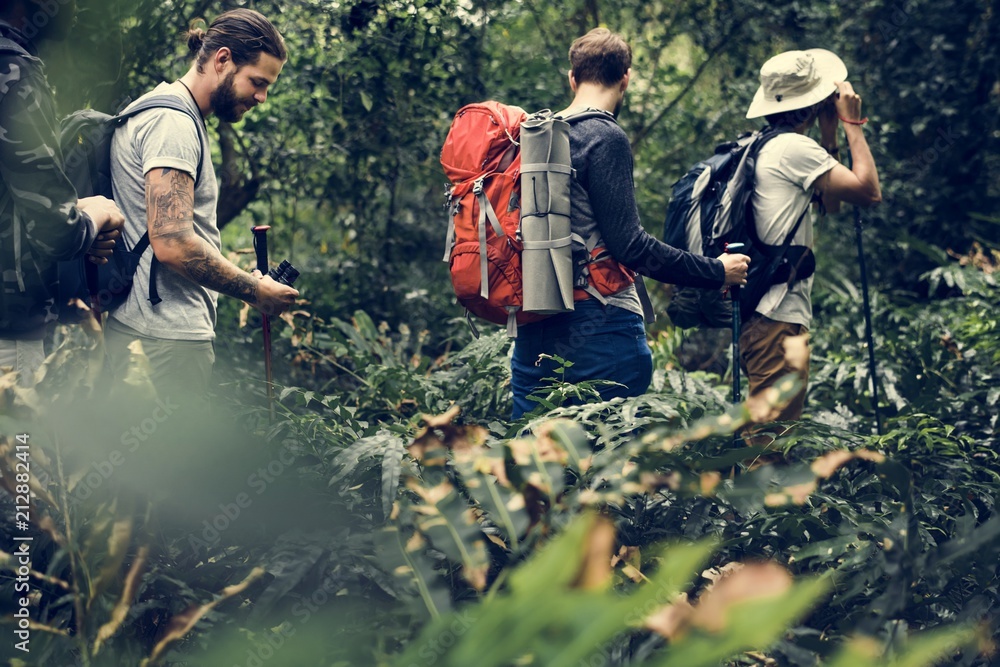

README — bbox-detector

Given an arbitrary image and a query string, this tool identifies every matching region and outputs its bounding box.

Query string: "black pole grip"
[252,225,271,274]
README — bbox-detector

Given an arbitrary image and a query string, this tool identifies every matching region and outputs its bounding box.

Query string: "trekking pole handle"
[251,225,271,273]
[724,242,745,297]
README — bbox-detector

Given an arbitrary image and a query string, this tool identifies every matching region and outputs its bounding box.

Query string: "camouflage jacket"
[0,21,96,338]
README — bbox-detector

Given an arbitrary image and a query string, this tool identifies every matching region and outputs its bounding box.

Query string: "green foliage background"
[1,0,998,666]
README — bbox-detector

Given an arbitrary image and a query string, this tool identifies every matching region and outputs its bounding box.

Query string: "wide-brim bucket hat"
[746,49,848,119]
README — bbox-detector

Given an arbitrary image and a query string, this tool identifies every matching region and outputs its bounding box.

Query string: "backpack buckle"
[472,178,485,196]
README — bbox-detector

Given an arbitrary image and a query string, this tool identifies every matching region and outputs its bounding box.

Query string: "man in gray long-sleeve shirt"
[510,28,750,418]
[0,0,124,387]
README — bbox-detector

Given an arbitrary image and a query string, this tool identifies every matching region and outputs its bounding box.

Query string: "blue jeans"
[510,300,652,419]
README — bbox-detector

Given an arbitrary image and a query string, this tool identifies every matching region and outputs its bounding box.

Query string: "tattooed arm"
[145,168,297,314]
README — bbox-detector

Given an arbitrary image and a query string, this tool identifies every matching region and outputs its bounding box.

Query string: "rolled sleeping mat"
[520,111,575,314]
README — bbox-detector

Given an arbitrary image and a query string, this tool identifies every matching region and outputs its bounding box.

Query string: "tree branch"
[630,21,744,150]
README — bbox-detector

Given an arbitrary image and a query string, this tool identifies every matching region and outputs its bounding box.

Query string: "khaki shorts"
[738,315,809,422]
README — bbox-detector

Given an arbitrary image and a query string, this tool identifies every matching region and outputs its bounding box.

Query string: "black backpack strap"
[0,37,29,58]
[559,107,618,125]
[633,276,656,323]
[746,124,810,256]
[116,94,207,307]
[115,95,207,184]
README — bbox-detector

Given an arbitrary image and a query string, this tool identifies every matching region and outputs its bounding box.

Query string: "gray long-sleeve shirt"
[569,114,724,316]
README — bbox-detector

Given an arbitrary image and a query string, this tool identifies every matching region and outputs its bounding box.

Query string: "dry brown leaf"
[409,406,487,465]
[405,478,454,507]
[464,563,489,592]
[141,565,264,666]
[0,550,70,591]
[405,532,426,552]
[645,593,695,640]
[532,421,571,465]
[94,544,149,656]
[484,532,507,549]
[507,439,536,467]
[813,448,883,476]
[746,387,782,423]
[238,302,251,329]
[691,562,793,633]
[701,562,745,589]
[612,545,644,583]
[26,619,70,637]
[764,481,817,507]
[571,515,615,591]
[36,514,66,547]
[854,449,886,464]
[786,481,818,504]
[700,471,722,496]
[811,450,855,478]
[90,515,134,604]
[782,333,810,372]
[420,405,461,428]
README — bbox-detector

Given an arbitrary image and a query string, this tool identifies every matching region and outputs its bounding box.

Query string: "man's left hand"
[86,229,121,264]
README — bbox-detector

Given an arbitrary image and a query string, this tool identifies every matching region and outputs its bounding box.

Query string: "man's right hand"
[78,196,125,233]
[253,273,299,316]
[718,252,750,287]
[832,81,863,123]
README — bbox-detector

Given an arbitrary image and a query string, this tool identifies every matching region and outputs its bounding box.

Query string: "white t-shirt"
[751,133,838,328]
[109,82,220,341]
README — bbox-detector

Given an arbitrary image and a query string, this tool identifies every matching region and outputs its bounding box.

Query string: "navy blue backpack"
[663,126,815,328]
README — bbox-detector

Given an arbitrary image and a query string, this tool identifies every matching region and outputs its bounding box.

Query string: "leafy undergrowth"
[0,260,997,665]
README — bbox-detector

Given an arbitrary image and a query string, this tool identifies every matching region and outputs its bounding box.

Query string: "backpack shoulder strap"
[746,124,794,160]
[115,94,208,185]
[115,94,208,307]
[746,124,808,250]
[559,108,617,125]
[0,37,28,58]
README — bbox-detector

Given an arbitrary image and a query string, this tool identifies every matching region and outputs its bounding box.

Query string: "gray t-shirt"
[109,82,220,341]
[751,133,838,329]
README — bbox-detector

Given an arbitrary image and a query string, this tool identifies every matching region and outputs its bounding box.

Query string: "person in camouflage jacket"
[0,0,123,386]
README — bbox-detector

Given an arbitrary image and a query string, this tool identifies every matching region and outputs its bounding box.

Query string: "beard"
[210,70,256,123]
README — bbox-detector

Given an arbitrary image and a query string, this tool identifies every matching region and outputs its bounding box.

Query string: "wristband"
[839,115,869,126]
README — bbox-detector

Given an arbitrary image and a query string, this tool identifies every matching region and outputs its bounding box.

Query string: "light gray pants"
[0,338,45,388]
[104,318,215,401]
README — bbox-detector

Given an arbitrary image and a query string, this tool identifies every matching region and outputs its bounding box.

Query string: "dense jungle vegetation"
[1,0,998,665]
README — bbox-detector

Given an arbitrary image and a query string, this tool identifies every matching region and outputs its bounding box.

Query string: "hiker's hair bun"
[187,21,206,54]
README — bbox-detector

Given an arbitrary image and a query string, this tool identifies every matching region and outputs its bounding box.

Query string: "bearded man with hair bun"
[104,8,297,401]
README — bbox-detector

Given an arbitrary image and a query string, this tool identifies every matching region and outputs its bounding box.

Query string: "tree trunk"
[216,122,260,230]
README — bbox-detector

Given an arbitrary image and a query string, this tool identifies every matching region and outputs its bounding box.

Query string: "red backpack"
[440,101,635,336]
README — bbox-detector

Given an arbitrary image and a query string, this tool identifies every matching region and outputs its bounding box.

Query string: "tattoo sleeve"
[145,168,258,304]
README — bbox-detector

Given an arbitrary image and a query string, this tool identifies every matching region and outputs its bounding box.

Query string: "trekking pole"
[725,242,746,447]
[251,225,275,422]
[848,151,883,436]
[85,261,103,327]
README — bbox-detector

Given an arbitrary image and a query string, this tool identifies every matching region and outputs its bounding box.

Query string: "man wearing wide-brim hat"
[740,49,881,427]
